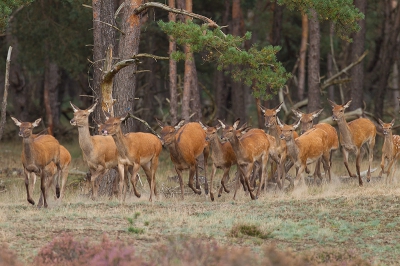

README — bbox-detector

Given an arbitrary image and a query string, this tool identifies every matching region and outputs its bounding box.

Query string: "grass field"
[0,140,399,265]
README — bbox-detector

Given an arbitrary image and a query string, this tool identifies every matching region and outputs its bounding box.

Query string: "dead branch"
[0,46,12,140]
[134,2,220,30]
[128,113,161,139]
[321,50,368,90]
[93,19,124,35]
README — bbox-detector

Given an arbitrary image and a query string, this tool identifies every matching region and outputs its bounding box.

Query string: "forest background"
[0,0,397,139]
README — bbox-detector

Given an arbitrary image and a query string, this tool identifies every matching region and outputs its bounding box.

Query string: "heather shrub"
[0,244,23,266]
[229,223,271,239]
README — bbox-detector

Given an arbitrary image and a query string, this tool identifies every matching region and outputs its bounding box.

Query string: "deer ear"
[103,111,111,121]
[70,102,80,113]
[292,109,303,118]
[343,100,352,109]
[11,116,21,127]
[87,101,97,113]
[198,121,207,131]
[218,119,226,129]
[327,98,336,108]
[293,119,301,129]
[175,120,185,130]
[259,105,266,114]
[391,119,396,127]
[378,119,384,127]
[32,118,42,128]
[232,118,240,129]
[276,117,284,128]
[156,118,164,129]
[276,102,283,113]
[312,109,324,118]
[120,113,129,122]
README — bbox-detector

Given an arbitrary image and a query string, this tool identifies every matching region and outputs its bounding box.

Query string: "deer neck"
[284,137,299,162]
[111,129,130,158]
[336,116,353,145]
[77,124,95,156]
[22,136,36,165]
[268,124,282,146]
[209,136,224,158]
[383,131,394,155]
[228,134,245,157]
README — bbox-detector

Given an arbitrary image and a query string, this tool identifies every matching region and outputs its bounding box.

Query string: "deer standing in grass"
[99,114,162,202]
[31,145,71,207]
[219,119,270,200]
[11,117,62,208]
[260,103,296,188]
[277,118,331,184]
[157,120,209,199]
[292,108,339,182]
[328,99,376,186]
[70,102,123,200]
[377,119,400,183]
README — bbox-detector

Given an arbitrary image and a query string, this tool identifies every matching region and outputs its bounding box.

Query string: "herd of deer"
[9,98,400,208]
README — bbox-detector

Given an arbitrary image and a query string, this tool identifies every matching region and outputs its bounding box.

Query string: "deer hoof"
[28,199,35,205]
[210,193,214,201]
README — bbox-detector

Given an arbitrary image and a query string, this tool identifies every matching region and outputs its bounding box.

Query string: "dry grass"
[0,140,399,265]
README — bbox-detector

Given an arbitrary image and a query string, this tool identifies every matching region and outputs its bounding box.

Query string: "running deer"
[11,117,62,208]
[277,118,331,184]
[328,99,376,186]
[99,114,162,202]
[157,120,209,199]
[377,119,400,183]
[70,101,122,200]
[260,103,296,188]
[31,145,71,207]
[292,108,339,181]
[219,119,270,200]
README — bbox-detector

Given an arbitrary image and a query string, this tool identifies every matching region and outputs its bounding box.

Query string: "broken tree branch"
[128,113,161,139]
[321,50,368,90]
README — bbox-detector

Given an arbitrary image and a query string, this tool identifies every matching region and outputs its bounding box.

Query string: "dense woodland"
[0,0,398,139]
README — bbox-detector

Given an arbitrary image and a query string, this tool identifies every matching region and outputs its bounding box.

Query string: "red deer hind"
[99,113,162,202]
[378,119,400,183]
[328,99,376,186]
[11,117,62,208]
[157,120,209,199]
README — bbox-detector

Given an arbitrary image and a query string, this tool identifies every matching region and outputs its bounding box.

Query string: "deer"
[219,119,270,200]
[292,108,339,182]
[31,144,71,207]
[11,117,62,208]
[99,113,162,202]
[328,99,376,186]
[377,119,400,183]
[260,103,296,188]
[70,101,125,200]
[157,120,209,199]
[277,118,331,185]
[199,122,237,201]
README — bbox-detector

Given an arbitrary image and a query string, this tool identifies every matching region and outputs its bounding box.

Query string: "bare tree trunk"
[348,0,367,111]
[93,0,116,124]
[307,9,321,114]
[327,53,335,101]
[169,0,178,125]
[0,47,12,140]
[114,0,143,132]
[231,0,246,123]
[393,62,399,113]
[269,1,283,46]
[43,58,60,135]
[297,13,308,101]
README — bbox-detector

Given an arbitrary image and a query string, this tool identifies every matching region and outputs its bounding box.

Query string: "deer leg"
[342,147,356,178]
[210,164,217,201]
[25,170,35,205]
[39,170,48,208]
[322,153,331,182]
[188,164,202,195]
[130,163,142,199]
[221,167,231,194]
[116,164,126,202]
[142,162,154,202]
[151,157,159,197]
[385,158,395,184]
[367,139,375,182]
[238,163,256,200]
[378,154,386,179]
[203,148,209,195]
[355,151,363,186]
[175,167,185,200]
[256,156,269,199]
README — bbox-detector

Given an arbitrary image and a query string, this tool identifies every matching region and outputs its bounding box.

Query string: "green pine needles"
[158,20,290,100]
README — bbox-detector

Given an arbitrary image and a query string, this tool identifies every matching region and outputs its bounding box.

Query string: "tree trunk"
[93,0,116,123]
[307,9,321,114]
[348,0,366,111]
[231,0,246,123]
[168,0,178,125]
[297,13,308,101]
[269,1,283,46]
[43,58,60,135]
[371,0,400,118]
[114,0,143,132]
[327,53,335,101]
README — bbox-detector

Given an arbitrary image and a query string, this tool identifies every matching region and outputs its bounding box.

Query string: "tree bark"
[0,47,12,141]
[43,58,60,135]
[348,0,366,111]
[114,0,143,132]
[307,9,321,114]
[297,13,308,101]
[168,0,178,125]
[230,0,246,123]
[93,0,116,123]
